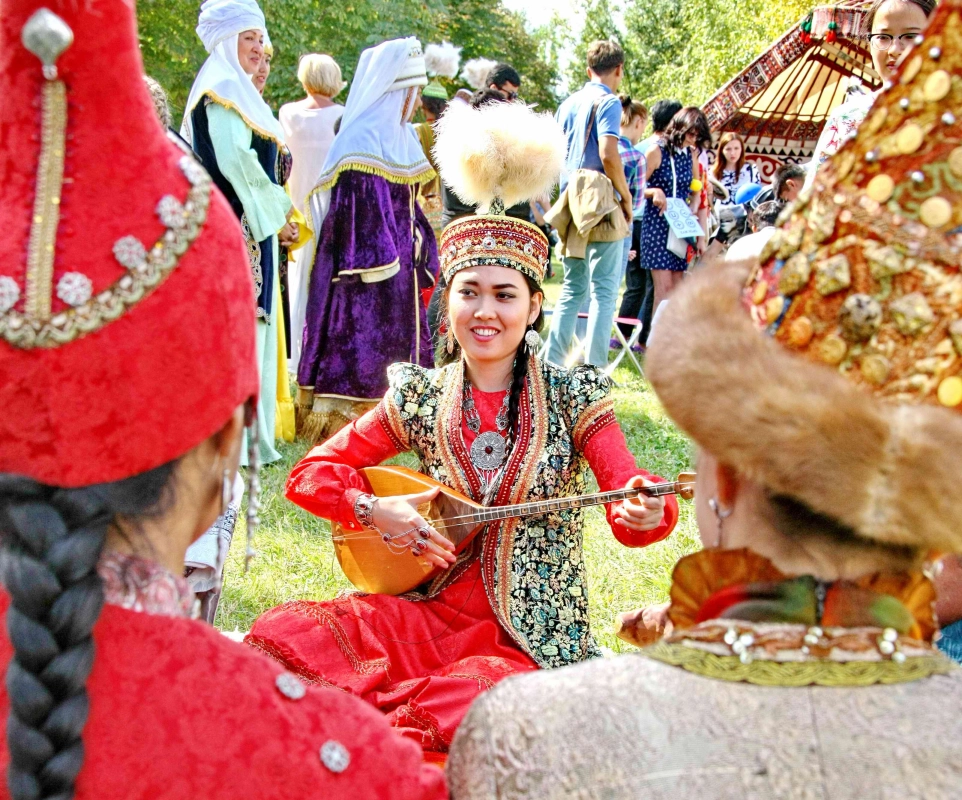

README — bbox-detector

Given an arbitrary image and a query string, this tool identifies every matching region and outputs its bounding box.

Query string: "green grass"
[217,267,700,653]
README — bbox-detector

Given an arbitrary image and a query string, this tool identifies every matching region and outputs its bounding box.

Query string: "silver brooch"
[0,277,21,314]
[156,195,187,230]
[275,672,306,701]
[56,272,92,307]
[320,740,350,773]
[113,236,148,270]
[21,8,73,80]
[179,156,207,187]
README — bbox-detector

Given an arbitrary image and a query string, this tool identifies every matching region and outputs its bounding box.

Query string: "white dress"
[278,101,344,370]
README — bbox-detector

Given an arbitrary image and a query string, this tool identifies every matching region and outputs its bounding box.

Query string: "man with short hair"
[725,199,785,262]
[544,40,633,368]
[750,163,806,208]
[484,62,521,100]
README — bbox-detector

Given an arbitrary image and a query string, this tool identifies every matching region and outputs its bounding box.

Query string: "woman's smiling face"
[237,29,264,75]
[448,266,542,369]
[253,52,272,93]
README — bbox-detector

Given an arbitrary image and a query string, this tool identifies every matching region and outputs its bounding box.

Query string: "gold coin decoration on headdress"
[747,9,962,410]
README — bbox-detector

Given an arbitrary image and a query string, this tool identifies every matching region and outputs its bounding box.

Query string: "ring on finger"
[417,526,430,541]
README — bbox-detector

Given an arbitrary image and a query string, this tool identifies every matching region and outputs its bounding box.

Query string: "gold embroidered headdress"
[748,6,962,411]
[434,101,567,285]
[644,0,962,555]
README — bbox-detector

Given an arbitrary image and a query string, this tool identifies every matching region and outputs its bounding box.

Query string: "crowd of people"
[1,0,962,797]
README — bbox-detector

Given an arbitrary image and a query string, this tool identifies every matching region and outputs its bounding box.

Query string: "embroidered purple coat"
[297,171,437,402]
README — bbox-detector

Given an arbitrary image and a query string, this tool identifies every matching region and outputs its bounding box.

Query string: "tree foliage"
[565,0,813,107]
[137,0,559,124]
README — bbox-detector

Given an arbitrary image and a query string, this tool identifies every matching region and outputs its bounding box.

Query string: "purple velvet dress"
[298,171,437,401]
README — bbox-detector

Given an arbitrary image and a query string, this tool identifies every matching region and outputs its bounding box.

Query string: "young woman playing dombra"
[247,101,679,760]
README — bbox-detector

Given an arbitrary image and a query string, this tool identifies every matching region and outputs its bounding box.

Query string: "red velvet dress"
[0,553,445,799]
[248,386,678,761]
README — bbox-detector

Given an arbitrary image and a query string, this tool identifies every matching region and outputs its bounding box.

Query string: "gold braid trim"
[25,79,67,320]
[245,636,345,691]
[316,159,436,192]
[3,157,212,349]
[641,641,957,687]
[285,599,390,676]
[199,92,284,145]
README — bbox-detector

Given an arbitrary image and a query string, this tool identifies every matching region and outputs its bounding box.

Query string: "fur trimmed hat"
[434,100,566,285]
[647,0,962,553]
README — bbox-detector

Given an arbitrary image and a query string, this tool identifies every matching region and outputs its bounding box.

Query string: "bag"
[568,97,613,222]
[664,149,703,260]
[667,227,689,259]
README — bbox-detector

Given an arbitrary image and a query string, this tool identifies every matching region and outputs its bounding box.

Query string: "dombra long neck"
[468,480,686,525]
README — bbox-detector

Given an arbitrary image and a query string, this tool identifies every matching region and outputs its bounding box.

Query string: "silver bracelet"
[354,493,378,529]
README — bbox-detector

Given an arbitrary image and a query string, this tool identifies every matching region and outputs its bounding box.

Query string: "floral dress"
[640,143,694,272]
[718,163,760,205]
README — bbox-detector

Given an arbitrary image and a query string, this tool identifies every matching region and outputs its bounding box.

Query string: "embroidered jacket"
[377,357,621,668]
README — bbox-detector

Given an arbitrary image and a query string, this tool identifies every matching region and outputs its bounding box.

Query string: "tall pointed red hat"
[0,0,258,488]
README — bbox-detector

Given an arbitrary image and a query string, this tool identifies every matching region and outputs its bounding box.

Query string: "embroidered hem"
[641,640,955,687]
[317,158,435,192]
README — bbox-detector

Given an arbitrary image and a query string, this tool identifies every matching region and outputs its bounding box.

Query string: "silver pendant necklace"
[463,380,511,474]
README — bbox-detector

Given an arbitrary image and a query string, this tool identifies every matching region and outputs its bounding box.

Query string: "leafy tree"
[566,0,812,107]
[137,0,560,123]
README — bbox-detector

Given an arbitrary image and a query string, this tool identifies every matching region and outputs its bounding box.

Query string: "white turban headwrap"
[181,0,284,144]
[196,0,266,52]
[307,38,432,235]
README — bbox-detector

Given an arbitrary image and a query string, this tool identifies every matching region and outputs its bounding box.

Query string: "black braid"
[0,463,176,800]
[507,276,545,441]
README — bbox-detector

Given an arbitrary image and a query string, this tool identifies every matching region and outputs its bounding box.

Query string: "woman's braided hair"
[439,274,545,440]
[0,463,176,799]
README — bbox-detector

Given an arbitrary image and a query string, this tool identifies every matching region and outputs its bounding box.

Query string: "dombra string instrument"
[331,466,695,596]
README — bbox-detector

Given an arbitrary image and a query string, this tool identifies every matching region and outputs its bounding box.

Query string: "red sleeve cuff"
[607,490,679,548]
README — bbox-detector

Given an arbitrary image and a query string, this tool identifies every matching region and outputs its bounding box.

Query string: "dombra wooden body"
[331,466,694,596]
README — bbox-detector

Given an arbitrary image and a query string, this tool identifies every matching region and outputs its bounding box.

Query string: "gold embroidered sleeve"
[569,366,617,451]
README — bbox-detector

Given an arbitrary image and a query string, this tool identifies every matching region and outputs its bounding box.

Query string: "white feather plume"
[434,101,568,212]
[424,41,461,79]
[460,57,497,90]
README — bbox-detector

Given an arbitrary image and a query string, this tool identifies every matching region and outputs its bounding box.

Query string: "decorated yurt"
[703,1,879,181]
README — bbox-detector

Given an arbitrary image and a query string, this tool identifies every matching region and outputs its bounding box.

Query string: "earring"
[446,328,455,355]
[708,496,732,548]
[245,412,261,573]
[524,327,541,352]
[221,467,232,515]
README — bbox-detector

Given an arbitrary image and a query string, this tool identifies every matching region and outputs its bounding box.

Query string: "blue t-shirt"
[556,82,622,190]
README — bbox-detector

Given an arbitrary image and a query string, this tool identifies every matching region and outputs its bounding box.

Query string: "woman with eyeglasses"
[804,0,936,190]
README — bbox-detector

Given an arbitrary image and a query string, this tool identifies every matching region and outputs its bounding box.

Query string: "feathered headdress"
[460,57,497,91]
[435,100,566,213]
[424,41,461,79]
[434,101,567,285]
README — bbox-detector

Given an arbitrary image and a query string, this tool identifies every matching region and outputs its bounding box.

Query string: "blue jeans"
[545,239,623,368]
[621,234,632,280]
